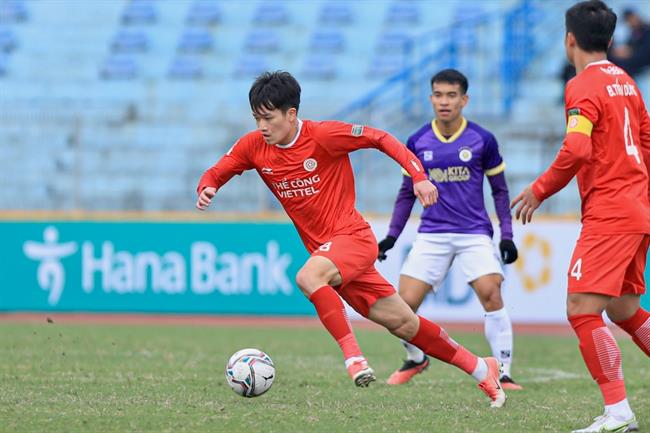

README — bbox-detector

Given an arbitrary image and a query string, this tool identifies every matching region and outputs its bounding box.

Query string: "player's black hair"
[565,0,616,53]
[430,69,468,94]
[249,71,301,115]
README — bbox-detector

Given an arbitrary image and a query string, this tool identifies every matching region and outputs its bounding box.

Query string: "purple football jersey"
[387,118,513,239]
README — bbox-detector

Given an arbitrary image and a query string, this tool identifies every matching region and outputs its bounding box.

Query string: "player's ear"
[286,107,297,121]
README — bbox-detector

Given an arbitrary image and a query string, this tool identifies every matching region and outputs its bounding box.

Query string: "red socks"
[409,316,478,374]
[614,307,650,357]
[309,286,362,360]
[569,314,626,405]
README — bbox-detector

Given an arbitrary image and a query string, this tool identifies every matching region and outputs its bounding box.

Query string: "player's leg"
[386,275,431,384]
[387,233,453,384]
[567,234,642,432]
[608,235,650,357]
[456,234,521,390]
[365,291,506,407]
[296,254,373,386]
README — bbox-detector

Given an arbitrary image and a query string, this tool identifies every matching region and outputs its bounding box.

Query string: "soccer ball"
[225,348,275,397]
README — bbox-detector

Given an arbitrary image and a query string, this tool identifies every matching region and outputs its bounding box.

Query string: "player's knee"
[479,286,503,311]
[295,268,321,296]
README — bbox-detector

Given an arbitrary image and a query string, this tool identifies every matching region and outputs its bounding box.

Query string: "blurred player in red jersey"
[511,1,650,431]
[197,71,506,407]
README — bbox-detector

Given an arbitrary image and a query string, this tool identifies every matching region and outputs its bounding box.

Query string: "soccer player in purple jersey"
[377,69,522,390]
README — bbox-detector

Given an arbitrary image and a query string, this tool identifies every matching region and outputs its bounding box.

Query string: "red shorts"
[312,228,396,317]
[567,233,650,296]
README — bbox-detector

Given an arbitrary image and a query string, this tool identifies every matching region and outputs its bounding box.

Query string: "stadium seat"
[384,2,420,25]
[186,0,222,26]
[100,55,139,80]
[111,30,149,53]
[367,53,406,78]
[0,27,17,52]
[168,56,204,80]
[302,54,337,80]
[121,0,157,25]
[177,29,214,53]
[375,30,413,53]
[309,29,345,53]
[252,2,289,26]
[318,2,353,25]
[233,54,268,79]
[244,29,280,52]
[0,0,28,23]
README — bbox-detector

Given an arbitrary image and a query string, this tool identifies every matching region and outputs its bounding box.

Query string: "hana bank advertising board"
[0,218,648,321]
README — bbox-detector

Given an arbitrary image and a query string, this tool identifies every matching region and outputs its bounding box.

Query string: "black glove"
[499,239,518,264]
[377,236,397,262]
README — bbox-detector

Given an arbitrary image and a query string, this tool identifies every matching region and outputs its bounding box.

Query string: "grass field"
[1,321,648,433]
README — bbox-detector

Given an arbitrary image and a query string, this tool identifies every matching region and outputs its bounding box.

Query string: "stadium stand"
[0,0,648,213]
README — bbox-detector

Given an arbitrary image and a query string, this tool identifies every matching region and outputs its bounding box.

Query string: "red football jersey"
[536,60,650,234]
[198,120,427,251]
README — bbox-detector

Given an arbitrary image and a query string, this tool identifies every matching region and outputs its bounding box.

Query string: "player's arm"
[196,137,254,210]
[639,100,650,202]
[483,134,517,263]
[378,174,418,261]
[314,121,437,207]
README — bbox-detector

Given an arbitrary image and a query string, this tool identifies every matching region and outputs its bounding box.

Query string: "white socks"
[484,307,514,377]
[401,340,426,364]
[606,398,634,420]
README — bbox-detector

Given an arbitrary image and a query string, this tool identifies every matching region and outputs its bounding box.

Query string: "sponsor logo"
[351,124,364,137]
[303,158,317,172]
[23,226,78,305]
[514,233,551,292]
[423,150,433,161]
[428,166,470,183]
[458,147,472,162]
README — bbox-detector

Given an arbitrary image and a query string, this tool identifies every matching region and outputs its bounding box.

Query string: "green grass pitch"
[1,322,648,433]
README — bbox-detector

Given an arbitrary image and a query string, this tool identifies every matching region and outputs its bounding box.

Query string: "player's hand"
[510,185,541,225]
[196,187,217,210]
[377,236,396,262]
[413,180,438,208]
[499,239,518,264]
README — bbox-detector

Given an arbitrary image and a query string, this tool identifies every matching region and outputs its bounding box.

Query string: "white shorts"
[400,233,504,292]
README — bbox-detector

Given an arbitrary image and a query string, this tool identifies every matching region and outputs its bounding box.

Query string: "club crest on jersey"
[423,150,433,161]
[303,158,318,172]
[458,147,472,162]
[351,124,364,137]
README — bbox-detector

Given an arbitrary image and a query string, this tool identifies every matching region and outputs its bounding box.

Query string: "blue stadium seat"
[302,54,337,80]
[186,0,222,26]
[0,0,28,23]
[177,29,214,53]
[252,2,289,26]
[111,30,149,53]
[384,2,420,25]
[168,56,204,80]
[234,54,268,78]
[375,30,413,53]
[121,0,157,25]
[310,29,345,52]
[0,27,17,52]
[100,55,139,80]
[318,2,353,25]
[244,29,280,52]
[367,53,406,78]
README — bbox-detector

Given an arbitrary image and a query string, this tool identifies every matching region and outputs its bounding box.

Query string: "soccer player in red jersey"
[198,71,506,407]
[511,1,650,431]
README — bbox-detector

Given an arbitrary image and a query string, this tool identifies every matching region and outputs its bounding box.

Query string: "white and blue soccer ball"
[225,348,275,397]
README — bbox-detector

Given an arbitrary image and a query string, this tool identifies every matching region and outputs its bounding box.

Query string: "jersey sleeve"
[482,133,506,176]
[639,98,650,203]
[197,134,255,194]
[313,120,427,182]
[387,175,417,239]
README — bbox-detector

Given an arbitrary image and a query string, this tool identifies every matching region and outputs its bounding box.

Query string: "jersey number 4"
[570,258,582,281]
[624,107,641,164]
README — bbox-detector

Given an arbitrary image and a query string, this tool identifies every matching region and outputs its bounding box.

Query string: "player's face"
[430,82,468,123]
[253,107,297,145]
